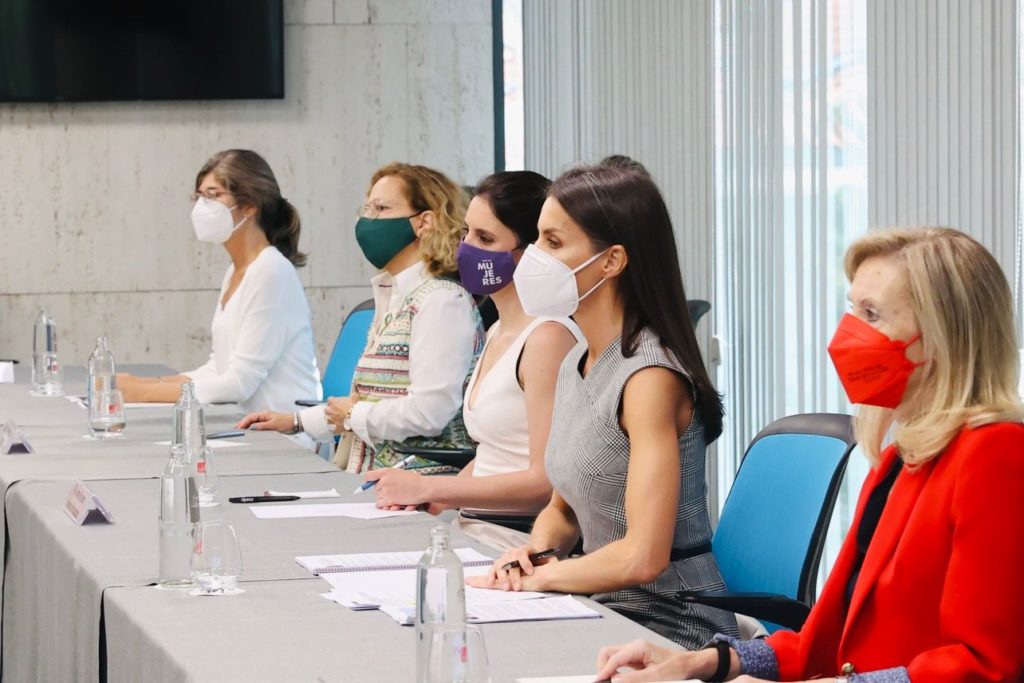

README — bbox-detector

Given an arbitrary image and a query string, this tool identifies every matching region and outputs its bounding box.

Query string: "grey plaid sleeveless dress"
[545,328,739,649]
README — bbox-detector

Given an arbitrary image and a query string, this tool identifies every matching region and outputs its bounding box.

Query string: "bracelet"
[291,412,301,435]
[708,640,731,682]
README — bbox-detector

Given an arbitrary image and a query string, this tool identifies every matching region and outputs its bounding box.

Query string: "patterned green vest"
[344,277,484,473]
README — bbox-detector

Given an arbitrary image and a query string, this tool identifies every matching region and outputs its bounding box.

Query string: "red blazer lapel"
[841,455,935,644]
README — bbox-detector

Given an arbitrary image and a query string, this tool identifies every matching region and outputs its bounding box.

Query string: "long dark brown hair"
[196,149,306,267]
[550,163,724,442]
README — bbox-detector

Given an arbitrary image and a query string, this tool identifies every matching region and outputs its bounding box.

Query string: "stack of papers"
[379,594,601,626]
[321,565,545,610]
[251,503,421,520]
[296,548,602,625]
[296,547,495,575]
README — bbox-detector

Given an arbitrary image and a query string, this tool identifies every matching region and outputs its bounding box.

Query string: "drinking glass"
[88,389,126,439]
[189,519,243,595]
[30,351,63,396]
[173,444,218,506]
[426,624,491,683]
[192,445,218,506]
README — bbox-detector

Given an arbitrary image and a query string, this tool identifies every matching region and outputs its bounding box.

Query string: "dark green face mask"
[354,216,419,269]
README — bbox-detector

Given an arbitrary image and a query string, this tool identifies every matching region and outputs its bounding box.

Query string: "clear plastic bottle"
[87,336,117,409]
[31,308,63,396]
[172,381,206,447]
[158,445,199,589]
[415,525,467,683]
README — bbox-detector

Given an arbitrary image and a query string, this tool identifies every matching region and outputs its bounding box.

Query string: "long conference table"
[0,366,675,682]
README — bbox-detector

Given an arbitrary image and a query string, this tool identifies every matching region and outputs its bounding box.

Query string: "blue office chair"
[677,413,855,633]
[296,299,374,406]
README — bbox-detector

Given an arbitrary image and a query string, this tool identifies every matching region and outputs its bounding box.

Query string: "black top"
[846,456,903,607]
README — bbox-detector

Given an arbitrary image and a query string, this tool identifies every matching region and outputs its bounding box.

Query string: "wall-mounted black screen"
[0,0,284,102]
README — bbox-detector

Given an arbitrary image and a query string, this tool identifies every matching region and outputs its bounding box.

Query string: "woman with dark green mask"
[239,162,484,474]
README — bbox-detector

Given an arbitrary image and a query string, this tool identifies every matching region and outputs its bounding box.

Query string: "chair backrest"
[687,299,711,328]
[713,413,855,609]
[474,294,499,331]
[321,299,374,398]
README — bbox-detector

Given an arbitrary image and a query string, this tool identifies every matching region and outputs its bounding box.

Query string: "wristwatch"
[341,404,353,432]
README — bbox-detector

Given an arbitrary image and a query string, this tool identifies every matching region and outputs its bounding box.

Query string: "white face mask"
[512,244,608,317]
[191,196,249,244]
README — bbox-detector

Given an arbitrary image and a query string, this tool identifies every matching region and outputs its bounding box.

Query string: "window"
[714,0,869,585]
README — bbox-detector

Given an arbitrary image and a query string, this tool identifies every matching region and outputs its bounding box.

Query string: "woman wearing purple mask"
[366,171,581,550]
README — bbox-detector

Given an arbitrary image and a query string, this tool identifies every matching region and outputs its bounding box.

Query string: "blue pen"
[353,454,418,494]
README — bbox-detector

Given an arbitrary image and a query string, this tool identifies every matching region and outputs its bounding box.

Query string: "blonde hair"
[370,162,466,277]
[845,226,1024,466]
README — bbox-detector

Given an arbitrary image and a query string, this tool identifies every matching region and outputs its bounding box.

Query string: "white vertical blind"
[868,0,1018,286]
[714,0,869,581]
[521,1,715,305]
[521,0,723,505]
[714,0,868,478]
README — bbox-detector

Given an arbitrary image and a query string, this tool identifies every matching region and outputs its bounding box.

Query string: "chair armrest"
[675,590,811,631]
[459,508,536,534]
[294,399,326,407]
[391,445,476,470]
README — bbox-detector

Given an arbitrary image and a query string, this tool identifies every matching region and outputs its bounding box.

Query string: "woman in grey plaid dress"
[469,161,738,649]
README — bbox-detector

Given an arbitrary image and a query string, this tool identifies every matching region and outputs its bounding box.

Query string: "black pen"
[228,495,301,504]
[208,429,246,439]
[500,547,560,571]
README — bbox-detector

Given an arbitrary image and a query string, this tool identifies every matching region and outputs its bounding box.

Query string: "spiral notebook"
[295,547,494,575]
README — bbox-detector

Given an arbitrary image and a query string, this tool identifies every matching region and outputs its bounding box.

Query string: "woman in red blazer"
[594,227,1024,683]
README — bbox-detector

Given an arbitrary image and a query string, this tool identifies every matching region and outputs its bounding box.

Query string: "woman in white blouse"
[118,149,321,412]
[238,163,484,474]
[362,171,581,549]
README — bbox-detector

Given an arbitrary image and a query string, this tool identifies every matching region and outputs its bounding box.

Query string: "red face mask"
[827,313,922,408]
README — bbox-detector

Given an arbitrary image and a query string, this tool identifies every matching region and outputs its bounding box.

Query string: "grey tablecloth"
[4,471,437,682]
[0,374,338,682]
[0,374,677,683]
[103,580,677,683]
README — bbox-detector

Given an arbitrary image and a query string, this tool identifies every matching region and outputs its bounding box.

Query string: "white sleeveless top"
[463,316,582,480]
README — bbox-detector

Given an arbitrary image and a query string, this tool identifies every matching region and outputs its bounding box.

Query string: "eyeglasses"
[357,200,413,218]
[190,189,233,203]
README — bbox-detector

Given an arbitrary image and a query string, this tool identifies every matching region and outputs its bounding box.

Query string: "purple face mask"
[456,241,518,295]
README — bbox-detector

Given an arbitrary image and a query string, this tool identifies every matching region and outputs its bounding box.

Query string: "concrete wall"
[0,0,494,372]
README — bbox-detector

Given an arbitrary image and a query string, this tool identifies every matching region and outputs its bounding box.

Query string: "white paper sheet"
[379,595,601,626]
[321,565,546,610]
[296,547,492,574]
[250,502,421,520]
[153,440,243,449]
[264,488,340,499]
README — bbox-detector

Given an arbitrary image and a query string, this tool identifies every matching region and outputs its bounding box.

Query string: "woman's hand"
[324,396,354,434]
[366,468,428,508]
[595,640,715,682]
[466,544,557,592]
[236,411,293,432]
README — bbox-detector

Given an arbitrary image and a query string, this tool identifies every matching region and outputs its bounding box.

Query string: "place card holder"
[64,480,115,526]
[1,419,32,454]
